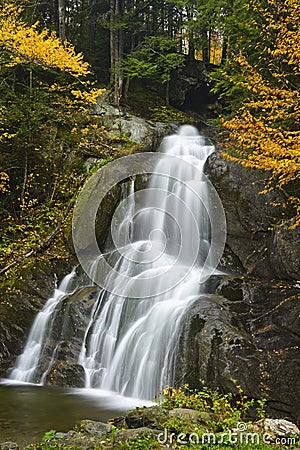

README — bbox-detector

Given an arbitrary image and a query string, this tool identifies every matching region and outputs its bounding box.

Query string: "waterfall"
[9,125,226,400]
[9,270,76,383]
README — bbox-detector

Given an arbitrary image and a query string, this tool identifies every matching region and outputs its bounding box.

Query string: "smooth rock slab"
[79,419,112,436]
[114,427,160,443]
[0,443,19,450]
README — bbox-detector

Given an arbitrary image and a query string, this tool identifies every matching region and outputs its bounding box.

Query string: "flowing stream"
[9,125,224,402]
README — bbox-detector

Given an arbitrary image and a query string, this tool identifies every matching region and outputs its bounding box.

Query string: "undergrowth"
[24,384,300,450]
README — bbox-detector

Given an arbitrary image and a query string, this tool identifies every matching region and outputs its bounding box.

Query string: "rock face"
[176,276,300,422]
[271,218,300,280]
[94,95,177,152]
[176,151,300,423]
[205,151,300,280]
[34,285,98,386]
[169,59,217,118]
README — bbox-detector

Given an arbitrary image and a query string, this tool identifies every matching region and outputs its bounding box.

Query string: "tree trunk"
[186,7,195,60]
[201,29,210,65]
[110,0,123,108]
[221,35,229,63]
[165,79,170,105]
[58,0,66,42]
[124,77,130,100]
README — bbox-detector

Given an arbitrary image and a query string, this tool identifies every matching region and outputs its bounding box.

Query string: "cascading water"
[9,125,226,401]
[78,126,216,399]
[9,270,76,383]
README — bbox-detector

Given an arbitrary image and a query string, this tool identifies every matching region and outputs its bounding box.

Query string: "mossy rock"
[125,406,169,429]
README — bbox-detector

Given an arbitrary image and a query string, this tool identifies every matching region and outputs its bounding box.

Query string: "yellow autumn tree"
[0,0,104,100]
[0,0,104,207]
[0,0,107,269]
[0,1,89,75]
[221,0,300,223]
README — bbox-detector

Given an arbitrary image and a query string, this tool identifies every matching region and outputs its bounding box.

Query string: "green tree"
[123,35,185,103]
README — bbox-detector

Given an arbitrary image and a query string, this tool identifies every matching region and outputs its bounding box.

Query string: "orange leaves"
[269,0,300,74]
[221,0,300,215]
[223,111,300,185]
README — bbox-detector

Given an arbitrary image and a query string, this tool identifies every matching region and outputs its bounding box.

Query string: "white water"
[9,270,76,383]
[10,125,222,400]
[78,126,216,399]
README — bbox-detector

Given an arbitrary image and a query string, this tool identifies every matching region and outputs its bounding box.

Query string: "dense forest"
[0,0,299,275]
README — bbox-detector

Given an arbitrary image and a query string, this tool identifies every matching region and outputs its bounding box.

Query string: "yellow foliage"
[0,172,10,193]
[221,0,300,224]
[71,88,106,105]
[0,1,89,76]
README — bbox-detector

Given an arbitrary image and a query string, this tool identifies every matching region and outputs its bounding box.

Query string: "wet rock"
[0,258,75,377]
[79,419,112,436]
[176,291,261,397]
[216,277,244,302]
[176,275,300,422]
[125,406,168,429]
[107,415,126,430]
[205,152,291,279]
[271,218,300,280]
[45,362,85,388]
[200,150,300,421]
[29,284,97,384]
[114,427,160,443]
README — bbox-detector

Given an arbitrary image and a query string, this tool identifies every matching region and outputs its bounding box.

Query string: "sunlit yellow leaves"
[268,0,300,74]
[221,0,300,225]
[0,172,10,193]
[0,1,90,76]
[71,88,106,105]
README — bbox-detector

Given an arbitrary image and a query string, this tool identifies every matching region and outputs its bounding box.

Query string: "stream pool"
[0,380,153,447]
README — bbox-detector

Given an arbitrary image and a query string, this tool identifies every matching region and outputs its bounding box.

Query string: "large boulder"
[175,275,300,423]
[94,95,176,152]
[205,151,298,280]
[271,218,300,280]
[45,362,85,388]
[125,406,168,429]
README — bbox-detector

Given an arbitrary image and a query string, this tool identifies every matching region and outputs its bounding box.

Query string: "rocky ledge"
[1,406,299,449]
